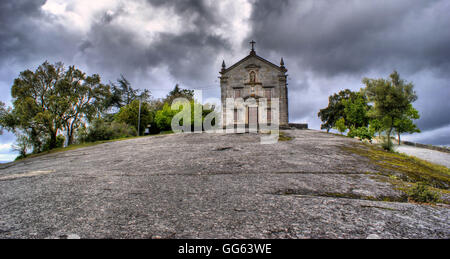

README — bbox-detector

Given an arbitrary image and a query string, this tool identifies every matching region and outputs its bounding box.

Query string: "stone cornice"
[221,53,284,75]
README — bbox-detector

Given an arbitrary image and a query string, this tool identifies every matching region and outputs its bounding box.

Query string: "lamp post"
[137,95,141,137]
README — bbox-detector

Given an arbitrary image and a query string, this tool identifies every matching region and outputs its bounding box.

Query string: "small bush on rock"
[407,182,441,203]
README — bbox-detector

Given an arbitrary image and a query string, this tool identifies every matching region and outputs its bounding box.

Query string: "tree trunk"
[30,128,42,153]
[66,128,73,146]
[66,123,74,146]
[387,127,393,146]
[398,132,401,145]
[49,131,57,150]
[68,133,74,146]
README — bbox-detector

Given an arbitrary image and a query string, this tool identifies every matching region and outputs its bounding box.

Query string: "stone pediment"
[221,52,282,75]
[245,64,261,70]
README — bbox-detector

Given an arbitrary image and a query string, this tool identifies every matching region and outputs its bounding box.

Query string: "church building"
[219,41,289,129]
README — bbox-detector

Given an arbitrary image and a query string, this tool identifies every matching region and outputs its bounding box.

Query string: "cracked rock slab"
[0,130,448,239]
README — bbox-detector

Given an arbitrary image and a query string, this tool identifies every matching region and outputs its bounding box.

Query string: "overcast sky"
[1,0,450,161]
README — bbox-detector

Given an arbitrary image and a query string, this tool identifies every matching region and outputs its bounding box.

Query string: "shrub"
[407,182,441,203]
[109,121,138,138]
[348,126,374,142]
[79,119,137,143]
[42,135,65,152]
[12,134,32,159]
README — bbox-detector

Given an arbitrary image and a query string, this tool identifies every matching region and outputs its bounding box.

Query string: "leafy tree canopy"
[163,84,194,105]
[334,117,347,134]
[363,70,418,148]
[393,104,420,144]
[106,75,151,110]
[115,99,154,135]
[318,89,370,132]
[2,61,111,152]
[154,100,215,132]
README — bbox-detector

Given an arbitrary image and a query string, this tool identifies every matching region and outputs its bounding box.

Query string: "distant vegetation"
[0,61,214,160]
[319,71,420,151]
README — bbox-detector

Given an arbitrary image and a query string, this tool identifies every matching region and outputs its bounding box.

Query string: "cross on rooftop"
[250,40,256,51]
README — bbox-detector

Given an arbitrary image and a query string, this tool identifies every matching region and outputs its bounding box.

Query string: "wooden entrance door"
[248,107,258,132]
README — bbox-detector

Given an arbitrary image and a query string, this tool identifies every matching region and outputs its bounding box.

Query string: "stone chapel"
[219,41,289,129]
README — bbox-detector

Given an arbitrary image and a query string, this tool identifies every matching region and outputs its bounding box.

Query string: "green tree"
[155,102,179,131]
[348,126,375,142]
[115,99,154,135]
[342,93,370,130]
[0,101,7,135]
[11,133,32,159]
[363,70,418,150]
[334,117,347,135]
[154,100,215,132]
[163,84,194,105]
[318,89,368,132]
[393,104,420,144]
[58,66,111,145]
[154,85,195,131]
[10,61,66,150]
[106,75,151,110]
[369,119,384,137]
[3,61,112,152]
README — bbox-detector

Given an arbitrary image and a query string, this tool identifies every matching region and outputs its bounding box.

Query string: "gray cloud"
[147,0,220,30]
[248,0,450,76]
[0,0,232,98]
[0,0,449,152]
[247,0,450,135]
[82,23,230,88]
[0,0,46,64]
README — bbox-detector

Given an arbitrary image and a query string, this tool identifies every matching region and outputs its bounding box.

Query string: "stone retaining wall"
[402,141,450,153]
[287,123,308,130]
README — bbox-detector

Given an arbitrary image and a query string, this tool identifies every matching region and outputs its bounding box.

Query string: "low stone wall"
[221,123,309,130]
[402,141,450,154]
[287,123,308,130]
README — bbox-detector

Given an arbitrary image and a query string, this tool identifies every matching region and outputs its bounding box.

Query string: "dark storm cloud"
[248,0,450,135]
[0,0,231,95]
[0,0,82,66]
[147,0,219,30]
[413,78,450,131]
[0,0,46,63]
[0,0,449,150]
[89,0,231,81]
[248,0,450,76]
[82,16,230,88]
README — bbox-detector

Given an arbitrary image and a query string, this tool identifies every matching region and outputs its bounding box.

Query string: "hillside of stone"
[0,130,448,238]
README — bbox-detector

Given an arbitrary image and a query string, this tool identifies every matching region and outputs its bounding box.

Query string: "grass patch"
[323,192,408,202]
[406,182,441,204]
[342,143,450,204]
[279,131,293,141]
[274,188,407,202]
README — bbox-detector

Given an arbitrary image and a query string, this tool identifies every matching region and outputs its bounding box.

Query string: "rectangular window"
[234,109,238,122]
[265,89,272,99]
[234,89,241,98]
[267,108,272,124]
